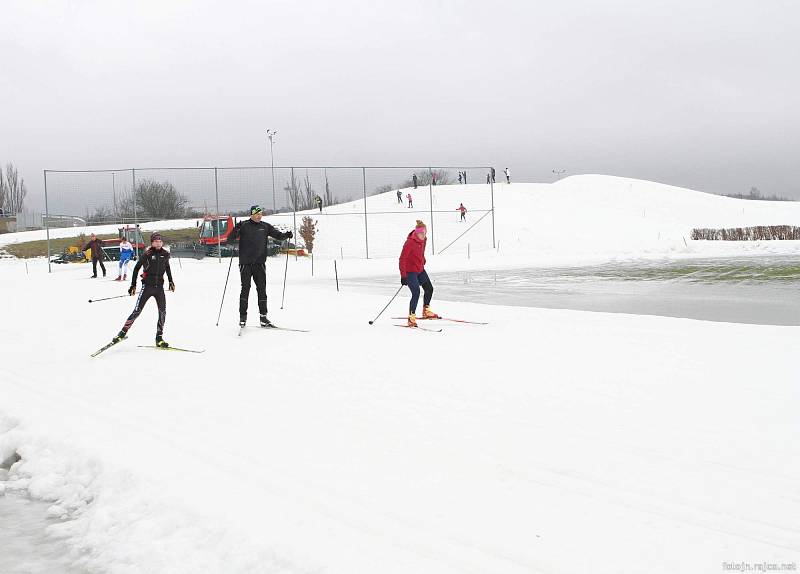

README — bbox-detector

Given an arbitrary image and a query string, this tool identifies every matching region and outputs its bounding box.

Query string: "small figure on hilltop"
[412,173,418,189]
[399,220,439,327]
[115,238,134,281]
[407,193,413,209]
[463,171,467,184]
[83,233,107,278]
[505,167,511,184]
[458,172,462,184]
[111,232,174,348]
[457,203,467,222]
[314,195,323,213]
[486,172,491,184]
[491,167,496,183]
[396,189,403,204]
[432,173,437,186]
[230,205,293,328]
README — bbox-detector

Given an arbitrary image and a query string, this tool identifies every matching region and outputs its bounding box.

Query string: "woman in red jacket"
[399,220,439,327]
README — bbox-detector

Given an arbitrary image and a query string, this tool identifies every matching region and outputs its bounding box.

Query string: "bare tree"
[402,169,452,188]
[4,163,27,214]
[118,179,189,220]
[0,169,6,214]
[299,216,318,253]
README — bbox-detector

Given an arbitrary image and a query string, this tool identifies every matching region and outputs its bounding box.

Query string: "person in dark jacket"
[83,233,107,278]
[398,220,438,327]
[412,173,418,189]
[230,205,293,327]
[112,232,175,347]
[396,189,402,204]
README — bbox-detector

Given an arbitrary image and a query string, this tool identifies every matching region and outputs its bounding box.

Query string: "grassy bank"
[3,228,200,259]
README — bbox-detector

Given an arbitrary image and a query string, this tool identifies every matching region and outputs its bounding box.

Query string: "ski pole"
[280,241,289,309]
[368,285,404,325]
[215,253,235,326]
[88,294,128,303]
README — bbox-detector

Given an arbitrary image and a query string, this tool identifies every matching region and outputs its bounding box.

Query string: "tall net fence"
[43,166,496,261]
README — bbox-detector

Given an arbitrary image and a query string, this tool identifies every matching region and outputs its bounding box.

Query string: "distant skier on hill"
[314,195,323,212]
[457,203,467,222]
[463,171,467,184]
[115,239,134,281]
[399,220,438,328]
[396,189,403,204]
[110,232,174,348]
[505,167,511,184]
[412,173,418,189]
[407,193,413,208]
[490,167,496,183]
[458,172,462,184]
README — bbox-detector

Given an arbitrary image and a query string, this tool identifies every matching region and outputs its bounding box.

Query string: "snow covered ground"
[1,176,799,573]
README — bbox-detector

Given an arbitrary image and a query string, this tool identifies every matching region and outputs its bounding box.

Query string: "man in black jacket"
[83,233,107,278]
[112,232,175,348]
[230,205,293,328]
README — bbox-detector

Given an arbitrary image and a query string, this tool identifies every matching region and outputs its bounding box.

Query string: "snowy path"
[1,257,799,573]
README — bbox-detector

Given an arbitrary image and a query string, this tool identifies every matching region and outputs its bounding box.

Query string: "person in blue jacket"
[115,239,134,281]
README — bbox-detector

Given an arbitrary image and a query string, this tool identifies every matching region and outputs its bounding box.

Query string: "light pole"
[267,129,277,213]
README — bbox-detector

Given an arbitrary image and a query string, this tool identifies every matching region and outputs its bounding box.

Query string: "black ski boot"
[239,315,246,328]
[155,335,169,348]
[112,330,126,344]
[260,315,274,328]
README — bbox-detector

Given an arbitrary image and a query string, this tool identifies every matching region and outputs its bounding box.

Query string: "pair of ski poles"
[215,244,291,326]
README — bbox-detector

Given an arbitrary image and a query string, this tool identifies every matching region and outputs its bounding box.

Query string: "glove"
[168,282,175,292]
[128,285,137,296]
[400,276,408,286]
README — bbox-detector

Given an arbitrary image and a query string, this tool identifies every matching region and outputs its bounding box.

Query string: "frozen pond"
[0,492,89,574]
[347,256,800,325]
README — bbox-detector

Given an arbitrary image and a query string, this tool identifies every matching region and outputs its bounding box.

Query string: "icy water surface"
[0,493,89,574]
[349,256,800,325]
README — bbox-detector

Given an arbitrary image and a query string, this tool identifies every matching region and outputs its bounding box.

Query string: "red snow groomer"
[199,214,236,256]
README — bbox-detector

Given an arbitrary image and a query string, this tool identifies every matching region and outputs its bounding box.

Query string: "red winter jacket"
[399,230,426,278]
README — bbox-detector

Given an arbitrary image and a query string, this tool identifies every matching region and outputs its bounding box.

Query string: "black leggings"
[122,285,166,336]
[239,262,267,318]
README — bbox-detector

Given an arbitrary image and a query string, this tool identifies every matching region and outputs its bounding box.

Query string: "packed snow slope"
[287,174,800,261]
[4,174,800,265]
[0,176,798,573]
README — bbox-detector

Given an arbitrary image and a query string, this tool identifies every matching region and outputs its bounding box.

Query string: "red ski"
[392,316,487,325]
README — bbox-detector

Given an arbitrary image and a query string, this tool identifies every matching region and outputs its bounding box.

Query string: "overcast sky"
[2,0,800,209]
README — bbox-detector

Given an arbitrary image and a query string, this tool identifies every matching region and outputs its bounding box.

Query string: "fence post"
[291,167,298,260]
[334,260,339,291]
[362,167,369,259]
[44,170,51,273]
[132,169,139,258]
[214,167,221,264]
[428,167,435,254]
[490,175,496,249]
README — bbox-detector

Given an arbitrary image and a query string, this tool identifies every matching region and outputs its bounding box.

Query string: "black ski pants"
[239,262,267,319]
[92,258,106,277]
[122,285,166,336]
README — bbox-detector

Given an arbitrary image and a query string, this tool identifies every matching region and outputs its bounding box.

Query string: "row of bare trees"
[281,169,457,211]
[0,163,27,215]
[692,225,800,240]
